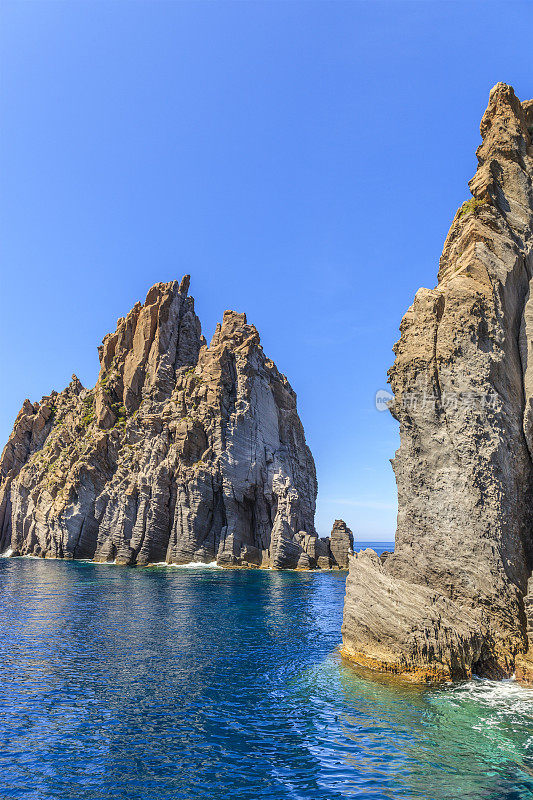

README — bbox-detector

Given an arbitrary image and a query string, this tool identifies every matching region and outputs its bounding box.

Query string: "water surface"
[0,547,532,800]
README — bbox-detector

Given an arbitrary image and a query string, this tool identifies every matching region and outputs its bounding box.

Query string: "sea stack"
[329,519,354,568]
[342,83,533,682]
[0,278,322,568]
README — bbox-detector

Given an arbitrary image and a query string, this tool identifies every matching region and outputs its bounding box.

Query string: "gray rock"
[342,83,533,681]
[329,519,353,568]
[0,279,321,569]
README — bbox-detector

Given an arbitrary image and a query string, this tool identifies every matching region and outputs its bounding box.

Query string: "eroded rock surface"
[329,519,353,568]
[342,83,533,681]
[0,278,324,569]
[516,576,533,685]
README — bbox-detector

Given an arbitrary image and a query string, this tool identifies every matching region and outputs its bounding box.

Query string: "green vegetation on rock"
[458,198,487,219]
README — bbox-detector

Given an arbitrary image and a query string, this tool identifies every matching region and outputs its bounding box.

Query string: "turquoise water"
[0,548,532,800]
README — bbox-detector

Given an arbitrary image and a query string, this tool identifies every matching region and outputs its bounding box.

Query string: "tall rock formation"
[329,519,354,568]
[342,83,533,681]
[0,277,322,568]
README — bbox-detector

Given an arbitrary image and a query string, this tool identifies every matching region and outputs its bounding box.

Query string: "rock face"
[329,519,354,568]
[516,577,533,685]
[294,519,353,570]
[342,83,533,681]
[0,277,325,569]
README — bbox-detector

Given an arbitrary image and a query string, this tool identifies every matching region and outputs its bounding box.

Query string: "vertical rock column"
[342,83,533,681]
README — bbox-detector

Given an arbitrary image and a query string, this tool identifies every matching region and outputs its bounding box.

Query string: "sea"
[0,542,532,800]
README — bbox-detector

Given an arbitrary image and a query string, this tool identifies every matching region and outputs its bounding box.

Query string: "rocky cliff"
[342,83,533,681]
[0,277,344,569]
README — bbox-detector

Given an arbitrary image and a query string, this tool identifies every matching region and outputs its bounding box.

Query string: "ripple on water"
[0,557,531,800]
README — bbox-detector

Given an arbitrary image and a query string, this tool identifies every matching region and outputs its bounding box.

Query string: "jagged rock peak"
[0,277,322,571]
[95,277,204,428]
[342,83,533,683]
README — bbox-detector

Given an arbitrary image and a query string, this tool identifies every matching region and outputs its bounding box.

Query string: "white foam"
[152,560,221,570]
[441,677,533,717]
[1,552,223,569]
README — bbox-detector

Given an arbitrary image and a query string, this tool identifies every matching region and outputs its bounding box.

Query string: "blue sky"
[1,1,532,540]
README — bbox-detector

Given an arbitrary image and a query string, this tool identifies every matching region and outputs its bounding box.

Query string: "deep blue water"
[0,545,532,800]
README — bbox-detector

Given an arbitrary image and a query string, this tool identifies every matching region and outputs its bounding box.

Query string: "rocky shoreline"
[1,550,353,572]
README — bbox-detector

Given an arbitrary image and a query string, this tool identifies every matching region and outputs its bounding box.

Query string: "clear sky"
[1,1,532,541]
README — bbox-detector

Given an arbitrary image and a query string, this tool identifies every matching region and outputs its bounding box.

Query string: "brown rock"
[515,653,533,685]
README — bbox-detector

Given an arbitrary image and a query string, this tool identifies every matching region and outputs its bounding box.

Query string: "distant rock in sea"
[342,82,533,683]
[328,519,354,569]
[0,277,347,569]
